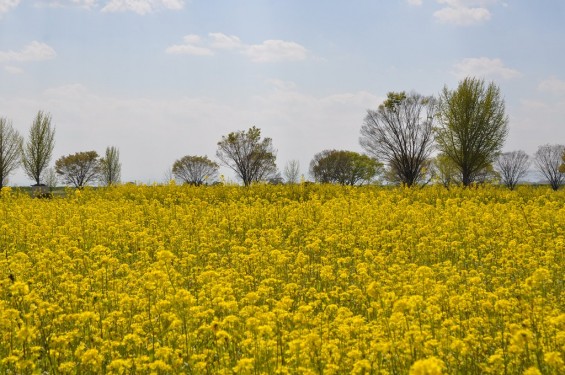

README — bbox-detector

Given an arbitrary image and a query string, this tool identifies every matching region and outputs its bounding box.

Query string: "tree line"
[174,77,565,190]
[1,77,564,190]
[0,111,121,189]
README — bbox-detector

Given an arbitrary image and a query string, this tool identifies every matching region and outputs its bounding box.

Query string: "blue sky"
[1,0,564,184]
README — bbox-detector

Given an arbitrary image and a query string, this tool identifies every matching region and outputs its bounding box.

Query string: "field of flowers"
[0,184,564,374]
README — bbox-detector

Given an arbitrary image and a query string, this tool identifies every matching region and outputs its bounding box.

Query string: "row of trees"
[0,111,121,189]
[358,77,565,190]
[171,77,565,190]
[2,77,565,189]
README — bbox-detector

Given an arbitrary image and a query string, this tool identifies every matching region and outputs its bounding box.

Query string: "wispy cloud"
[101,0,184,15]
[244,40,307,63]
[0,41,57,63]
[0,0,21,16]
[407,0,423,6]
[3,65,24,74]
[38,0,99,9]
[167,33,308,63]
[434,0,497,26]
[538,77,565,95]
[165,35,214,56]
[453,57,520,79]
[209,33,242,50]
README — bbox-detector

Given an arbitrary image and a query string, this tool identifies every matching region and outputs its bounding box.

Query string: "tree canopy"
[0,117,23,189]
[216,126,277,186]
[436,77,508,186]
[534,144,565,191]
[495,150,530,190]
[310,150,381,185]
[55,151,100,188]
[22,111,56,185]
[99,146,122,186]
[173,155,219,185]
[361,91,436,187]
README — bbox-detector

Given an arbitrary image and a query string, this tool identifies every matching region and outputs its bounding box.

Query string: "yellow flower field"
[0,184,564,374]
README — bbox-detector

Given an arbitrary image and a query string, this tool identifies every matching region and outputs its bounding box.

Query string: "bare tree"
[99,146,122,186]
[534,144,565,190]
[44,167,59,191]
[162,167,174,184]
[495,151,530,190]
[360,91,436,187]
[55,151,100,188]
[172,155,219,185]
[283,160,301,184]
[0,117,23,189]
[216,126,277,186]
[22,111,56,185]
[436,77,508,186]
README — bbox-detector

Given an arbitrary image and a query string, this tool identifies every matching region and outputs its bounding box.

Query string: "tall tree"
[172,155,219,185]
[216,126,277,186]
[495,150,530,190]
[0,117,23,189]
[534,144,565,190]
[436,77,508,186]
[55,151,100,188]
[360,91,436,187]
[310,150,382,185]
[99,146,122,186]
[22,111,56,185]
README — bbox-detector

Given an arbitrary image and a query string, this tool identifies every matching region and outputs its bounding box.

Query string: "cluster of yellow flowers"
[0,184,563,374]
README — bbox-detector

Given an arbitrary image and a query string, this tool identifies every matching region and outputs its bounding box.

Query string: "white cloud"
[101,0,184,15]
[434,6,490,25]
[3,65,24,74]
[39,0,99,9]
[519,99,549,111]
[266,79,297,91]
[165,35,214,56]
[209,33,242,50]
[244,40,308,63]
[0,41,57,63]
[407,0,423,6]
[453,57,520,79]
[167,33,308,63]
[434,0,497,25]
[0,0,20,15]
[538,77,565,95]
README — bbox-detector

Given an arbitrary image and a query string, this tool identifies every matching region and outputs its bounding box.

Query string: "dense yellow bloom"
[0,184,563,374]
[409,356,445,375]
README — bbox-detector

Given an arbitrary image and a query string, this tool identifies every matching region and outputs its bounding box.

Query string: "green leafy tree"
[0,117,23,189]
[436,77,508,186]
[360,91,436,187]
[55,151,100,188]
[22,111,56,185]
[172,155,219,185]
[216,126,277,186]
[559,149,565,174]
[99,146,122,186]
[310,150,382,185]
